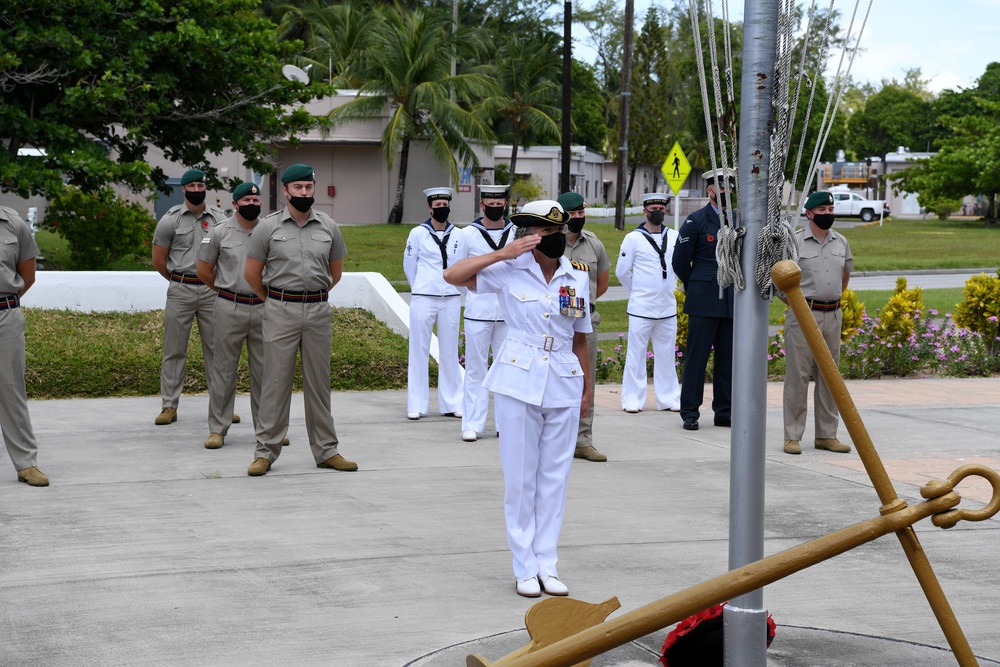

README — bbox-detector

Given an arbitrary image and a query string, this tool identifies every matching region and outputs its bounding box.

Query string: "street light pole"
[614,0,634,230]
[560,1,572,194]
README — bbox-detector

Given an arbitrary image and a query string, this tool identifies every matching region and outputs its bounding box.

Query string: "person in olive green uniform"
[0,206,49,486]
[151,168,228,425]
[243,163,357,476]
[781,191,854,456]
[557,192,611,463]
[197,181,286,450]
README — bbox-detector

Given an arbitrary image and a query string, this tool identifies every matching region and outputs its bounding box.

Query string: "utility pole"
[614,0,635,230]
[560,1,572,194]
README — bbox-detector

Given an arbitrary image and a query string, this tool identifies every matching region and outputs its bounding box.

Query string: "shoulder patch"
[571,261,590,272]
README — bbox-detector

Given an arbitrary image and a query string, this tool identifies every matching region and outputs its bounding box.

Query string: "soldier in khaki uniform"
[243,163,357,476]
[557,192,611,462]
[197,182,287,450]
[781,191,854,455]
[0,206,49,486]
[151,168,228,425]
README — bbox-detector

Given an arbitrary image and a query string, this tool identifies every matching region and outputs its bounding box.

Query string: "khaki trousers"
[0,308,38,471]
[783,308,842,440]
[161,281,216,409]
[575,330,599,449]
[254,299,339,464]
[208,298,264,436]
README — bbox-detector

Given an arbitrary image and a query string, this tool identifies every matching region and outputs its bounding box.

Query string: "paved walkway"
[1,377,998,666]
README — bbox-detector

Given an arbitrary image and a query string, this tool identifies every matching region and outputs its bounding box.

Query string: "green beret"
[180,169,205,185]
[232,182,260,200]
[281,163,315,184]
[557,192,585,212]
[804,191,834,209]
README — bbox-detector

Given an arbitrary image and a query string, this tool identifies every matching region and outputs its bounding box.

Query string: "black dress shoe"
[682,419,699,431]
[714,417,731,427]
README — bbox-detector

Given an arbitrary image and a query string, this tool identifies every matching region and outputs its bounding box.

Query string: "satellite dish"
[282,64,310,84]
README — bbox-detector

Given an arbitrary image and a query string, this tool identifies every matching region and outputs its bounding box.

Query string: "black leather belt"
[589,303,596,313]
[807,298,840,312]
[0,294,19,311]
[218,289,264,305]
[169,272,204,285]
[267,288,328,303]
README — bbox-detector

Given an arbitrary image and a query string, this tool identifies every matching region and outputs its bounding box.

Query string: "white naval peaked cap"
[423,187,455,201]
[701,167,737,186]
[477,183,509,198]
[642,193,670,206]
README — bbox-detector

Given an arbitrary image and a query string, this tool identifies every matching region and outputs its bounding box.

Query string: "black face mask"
[483,205,505,222]
[567,219,585,234]
[536,232,566,259]
[238,204,261,221]
[185,190,206,206]
[289,196,314,213]
[431,206,451,223]
[647,210,665,227]
[812,213,835,230]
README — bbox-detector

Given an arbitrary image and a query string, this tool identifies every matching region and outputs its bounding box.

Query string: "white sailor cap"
[702,168,737,187]
[423,187,455,203]
[477,183,509,199]
[642,192,670,207]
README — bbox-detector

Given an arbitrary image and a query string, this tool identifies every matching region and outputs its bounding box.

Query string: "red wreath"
[660,603,776,667]
[202,220,209,230]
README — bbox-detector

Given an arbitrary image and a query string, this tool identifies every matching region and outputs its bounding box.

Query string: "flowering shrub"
[873,277,924,349]
[839,287,864,342]
[953,271,1000,356]
[39,188,153,270]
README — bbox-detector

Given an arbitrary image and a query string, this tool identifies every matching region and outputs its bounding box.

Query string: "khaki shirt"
[794,225,854,301]
[0,206,38,296]
[246,207,348,291]
[564,229,611,326]
[198,216,258,294]
[152,203,227,274]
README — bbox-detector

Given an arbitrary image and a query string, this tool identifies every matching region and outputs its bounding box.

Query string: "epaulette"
[571,261,590,272]
[166,204,184,215]
[0,205,18,221]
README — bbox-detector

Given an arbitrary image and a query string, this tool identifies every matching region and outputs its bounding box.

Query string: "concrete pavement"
[2,378,999,666]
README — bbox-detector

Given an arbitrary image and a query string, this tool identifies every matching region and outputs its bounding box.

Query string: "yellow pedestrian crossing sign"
[661,142,691,195]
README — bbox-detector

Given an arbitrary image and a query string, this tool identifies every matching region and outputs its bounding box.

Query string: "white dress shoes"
[515,577,541,598]
[538,575,569,596]
[407,412,421,420]
[462,430,477,442]
[624,407,640,414]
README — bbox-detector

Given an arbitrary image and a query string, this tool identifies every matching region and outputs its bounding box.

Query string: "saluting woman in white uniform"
[444,200,592,598]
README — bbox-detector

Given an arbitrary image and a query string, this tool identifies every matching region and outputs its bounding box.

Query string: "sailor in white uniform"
[615,193,682,412]
[444,199,592,599]
[403,187,463,420]
[454,184,514,442]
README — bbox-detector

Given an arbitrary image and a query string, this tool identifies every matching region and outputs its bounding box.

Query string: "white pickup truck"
[830,190,889,222]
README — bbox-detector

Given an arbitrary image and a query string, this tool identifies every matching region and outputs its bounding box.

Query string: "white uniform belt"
[505,328,570,352]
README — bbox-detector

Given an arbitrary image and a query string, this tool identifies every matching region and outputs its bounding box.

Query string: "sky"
[573,0,1000,94]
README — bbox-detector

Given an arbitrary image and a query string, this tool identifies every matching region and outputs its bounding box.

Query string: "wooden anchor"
[467,260,1000,667]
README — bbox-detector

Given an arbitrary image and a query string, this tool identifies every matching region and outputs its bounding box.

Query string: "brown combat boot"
[247,458,271,476]
[783,439,801,455]
[154,408,177,425]
[17,467,50,487]
[204,433,225,449]
[317,454,358,472]
[574,446,608,462]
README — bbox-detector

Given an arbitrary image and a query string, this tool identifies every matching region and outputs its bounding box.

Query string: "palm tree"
[328,6,496,224]
[478,33,562,190]
[274,0,381,88]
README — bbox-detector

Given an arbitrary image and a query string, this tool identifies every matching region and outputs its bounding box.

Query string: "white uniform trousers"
[0,308,39,471]
[783,308,843,440]
[621,315,681,411]
[495,393,579,581]
[254,299,340,464]
[207,298,264,436]
[461,318,507,434]
[407,295,462,415]
[161,281,216,409]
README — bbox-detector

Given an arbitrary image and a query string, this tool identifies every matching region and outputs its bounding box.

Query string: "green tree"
[479,33,562,190]
[327,6,495,224]
[275,0,382,88]
[1,0,324,198]
[847,85,941,195]
[570,60,608,152]
[624,6,671,199]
